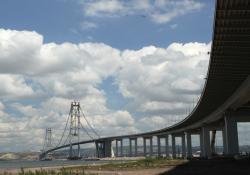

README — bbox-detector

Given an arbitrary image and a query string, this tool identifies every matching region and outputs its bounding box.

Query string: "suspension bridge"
[40,0,250,160]
[40,102,100,160]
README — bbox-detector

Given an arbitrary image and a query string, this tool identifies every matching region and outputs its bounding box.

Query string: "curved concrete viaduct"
[41,0,250,159]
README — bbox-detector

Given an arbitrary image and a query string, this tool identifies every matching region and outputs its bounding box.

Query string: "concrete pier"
[95,140,112,158]
[186,132,192,158]
[115,139,123,157]
[223,114,239,156]
[181,134,186,158]
[200,126,211,158]
[171,135,176,158]
[157,136,161,157]
[129,138,138,157]
[165,135,169,157]
[143,137,153,156]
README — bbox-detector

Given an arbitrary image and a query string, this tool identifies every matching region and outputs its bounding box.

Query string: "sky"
[1,0,241,152]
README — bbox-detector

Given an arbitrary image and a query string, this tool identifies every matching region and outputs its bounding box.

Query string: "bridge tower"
[39,101,100,160]
[46,128,52,149]
[68,101,81,159]
[40,128,53,160]
[44,128,53,151]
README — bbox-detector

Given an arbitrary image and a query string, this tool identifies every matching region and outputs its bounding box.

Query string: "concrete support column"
[98,142,102,158]
[115,140,118,157]
[224,114,239,156]
[129,139,132,157]
[157,136,161,157]
[172,135,176,158]
[77,144,81,158]
[135,138,138,156]
[102,142,105,157]
[120,139,123,157]
[143,137,146,156]
[186,133,192,159]
[69,144,73,158]
[200,126,211,158]
[104,140,112,157]
[222,129,227,155]
[181,134,186,158]
[199,133,203,157]
[149,137,153,156]
[96,141,106,158]
[95,142,99,158]
[165,135,169,157]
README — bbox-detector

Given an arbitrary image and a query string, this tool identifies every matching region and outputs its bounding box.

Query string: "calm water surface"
[0,159,120,169]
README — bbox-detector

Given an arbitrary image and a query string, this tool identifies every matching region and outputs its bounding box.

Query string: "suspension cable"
[80,122,95,140]
[55,109,71,147]
[79,106,100,138]
[49,103,100,150]
[62,131,71,146]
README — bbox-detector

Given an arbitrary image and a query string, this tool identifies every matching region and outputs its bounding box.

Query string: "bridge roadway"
[41,0,250,159]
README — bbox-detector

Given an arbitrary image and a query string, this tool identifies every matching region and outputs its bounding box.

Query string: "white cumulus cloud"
[0,28,211,151]
[0,74,35,99]
[80,0,204,24]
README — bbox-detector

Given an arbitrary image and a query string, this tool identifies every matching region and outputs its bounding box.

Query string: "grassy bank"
[2,157,249,175]
[18,168,97,175]
[0,158,186,175]
[65,157,186,171]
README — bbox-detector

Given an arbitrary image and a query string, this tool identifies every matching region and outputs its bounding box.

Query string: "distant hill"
[0,152,39,160]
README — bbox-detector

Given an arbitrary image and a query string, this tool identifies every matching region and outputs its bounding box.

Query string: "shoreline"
[0,163,174,175]
[0,164,97,174]
[1,158,248,175]
[0,157,145,174]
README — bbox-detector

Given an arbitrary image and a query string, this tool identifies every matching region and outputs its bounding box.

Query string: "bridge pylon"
[68,101,82,160]
[40,128,53,160]
[46,128,52,148]
[39,101,100,160]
